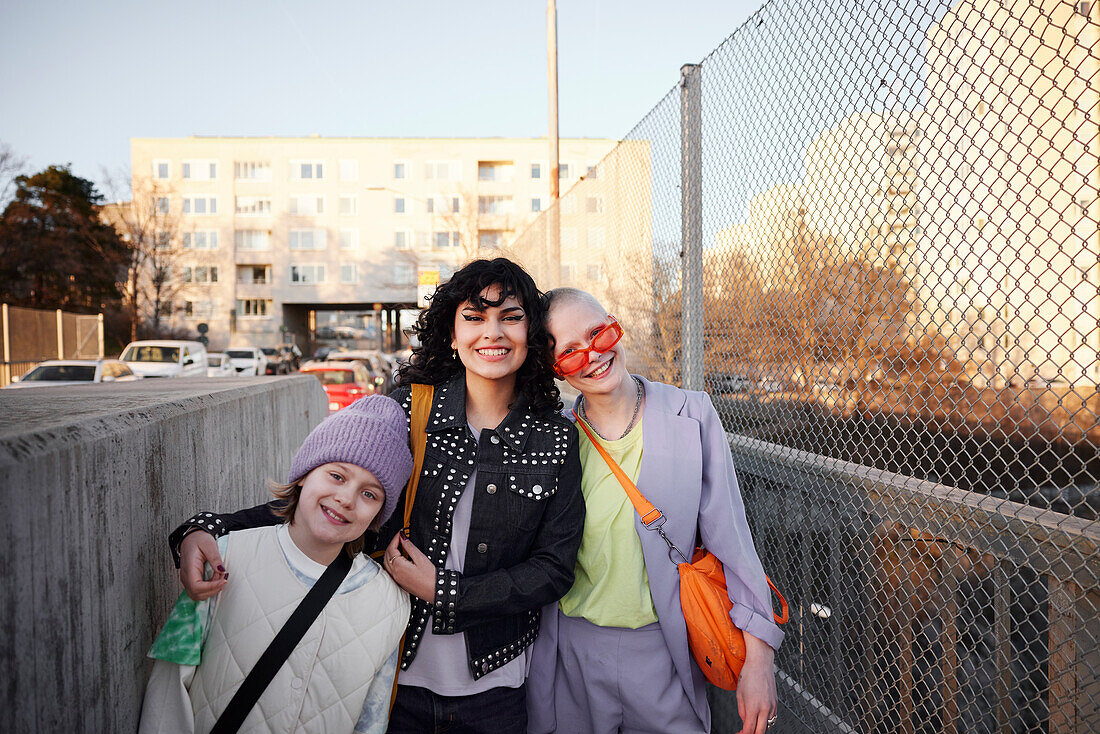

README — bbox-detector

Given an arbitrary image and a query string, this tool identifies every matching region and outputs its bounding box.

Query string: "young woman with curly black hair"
[168,258,585,734]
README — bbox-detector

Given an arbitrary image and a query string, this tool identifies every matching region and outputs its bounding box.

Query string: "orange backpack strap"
[402,383,434,535]
[387,382,433,715]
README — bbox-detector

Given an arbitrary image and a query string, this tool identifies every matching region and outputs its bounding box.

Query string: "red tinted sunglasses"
[553,316,624,377]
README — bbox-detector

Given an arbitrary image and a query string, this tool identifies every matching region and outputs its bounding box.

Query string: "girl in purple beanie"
[139,395,414,734]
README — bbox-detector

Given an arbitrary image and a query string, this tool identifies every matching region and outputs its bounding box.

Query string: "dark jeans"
[386,683,527,734]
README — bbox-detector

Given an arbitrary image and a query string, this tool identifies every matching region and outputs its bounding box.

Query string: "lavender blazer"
[526,376,784,733]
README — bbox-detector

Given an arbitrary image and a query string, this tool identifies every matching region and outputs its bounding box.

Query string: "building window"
[531,197,542,213]
[585,165,598,179]
[478,161,513,182]
[289,195,325,216]
[291,160,324,180]
[289,229,326,250]
[587,264,603,280]
[339,229,359,250]
[559,163,571,179]
[433,231,460,249]
[393,162,407,180]
[394,263,415,284]
[560,264,575,282]
[339,159,358,182]
[153,160,170,180]
[236,298,271,317]
[478,196,512,215]
[530,162,542,179]
[339,263,358,284]
[182,231,219,250]
[426,197,435,214]
[585,196,603,214]
[290,264,326,284]
[339,194,358,216]
[237,265,271,284]
[182,266,219,284]
[235,196,272,215]
[235,230,270,250]
[183,300,218,319]
[587,227,606,249]
[424,161,459,181]
[562,227,577,250]
[451,197,460,213]
[156,197,170,214]
[155,231,172,250]
[394,197,405,214]
[234,161,271,181]
[182,196,217,215]
[182,160,217,180]
[394,230,412,250]
[479,231,505,250]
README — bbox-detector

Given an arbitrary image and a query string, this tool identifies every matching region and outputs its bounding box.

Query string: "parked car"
[120,340,208,378]
[260,347,288,375]
[206,353,236,378]
[4,359,142,388]
[225,346,268,376]
[326,350,390,393]
[312,345,340,362]
[710,372,752,393]
[301,361,377,412]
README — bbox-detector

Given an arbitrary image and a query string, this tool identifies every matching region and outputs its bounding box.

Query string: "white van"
[120,340,208,378]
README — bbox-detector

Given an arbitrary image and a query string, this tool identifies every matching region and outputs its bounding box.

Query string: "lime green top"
[559,415,658,628]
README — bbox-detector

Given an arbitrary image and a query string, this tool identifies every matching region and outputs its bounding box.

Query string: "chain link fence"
[509,0,1098,731]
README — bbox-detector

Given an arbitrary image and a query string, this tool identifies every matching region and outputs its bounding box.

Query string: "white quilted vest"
[189,526,409,734]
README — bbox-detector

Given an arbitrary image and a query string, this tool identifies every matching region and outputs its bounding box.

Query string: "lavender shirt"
[399,424,528,695]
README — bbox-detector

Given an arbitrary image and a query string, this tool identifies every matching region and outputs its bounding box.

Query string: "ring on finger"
[767,714,778,728]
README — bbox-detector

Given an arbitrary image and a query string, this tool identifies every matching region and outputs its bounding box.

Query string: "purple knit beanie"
[288,394,412,529]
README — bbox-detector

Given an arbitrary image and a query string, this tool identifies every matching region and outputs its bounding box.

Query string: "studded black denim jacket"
[382,374,584,678]
[169,373,585,681]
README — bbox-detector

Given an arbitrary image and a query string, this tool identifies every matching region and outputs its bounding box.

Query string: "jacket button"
[291,677,303,690]
[490,435,500,444]
[477,542,488,553]
[486,483,497,494]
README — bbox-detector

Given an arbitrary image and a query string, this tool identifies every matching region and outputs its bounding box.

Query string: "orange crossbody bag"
[574,413,788,691]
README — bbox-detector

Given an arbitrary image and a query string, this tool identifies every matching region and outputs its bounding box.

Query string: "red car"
[301,361,376,412]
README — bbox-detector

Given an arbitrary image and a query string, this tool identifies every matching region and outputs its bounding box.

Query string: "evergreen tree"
[0,165,131,311]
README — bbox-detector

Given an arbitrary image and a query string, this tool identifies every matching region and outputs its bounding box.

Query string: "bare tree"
[0,142,27,209]
[100,171,185,340]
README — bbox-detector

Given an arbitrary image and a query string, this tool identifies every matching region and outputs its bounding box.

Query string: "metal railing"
[508,0,1099,730]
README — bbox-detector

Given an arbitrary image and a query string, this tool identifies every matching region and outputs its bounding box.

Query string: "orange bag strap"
[402,383,434,536]
[574,411,688,564]
[386,382,433,714]
[575,410,789,625]
[574,411,666,528]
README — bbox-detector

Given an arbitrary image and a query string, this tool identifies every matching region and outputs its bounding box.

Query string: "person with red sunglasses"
[527,288,784,734]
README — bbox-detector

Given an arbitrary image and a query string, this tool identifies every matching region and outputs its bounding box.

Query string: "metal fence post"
[56,309,64,359]
[1,303,9,387]
[680,62,703,391]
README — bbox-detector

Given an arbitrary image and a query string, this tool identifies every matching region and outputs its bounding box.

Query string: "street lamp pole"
[547,0,561,285]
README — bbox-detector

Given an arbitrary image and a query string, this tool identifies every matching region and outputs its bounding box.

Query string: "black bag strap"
[210,549,354,734]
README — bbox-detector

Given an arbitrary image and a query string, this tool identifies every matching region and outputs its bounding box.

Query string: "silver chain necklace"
[579,376,644,441]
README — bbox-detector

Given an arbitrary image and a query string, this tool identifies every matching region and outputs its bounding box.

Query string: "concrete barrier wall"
[0,376,328,733]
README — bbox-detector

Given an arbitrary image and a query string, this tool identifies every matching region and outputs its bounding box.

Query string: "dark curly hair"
[396,258,561,414]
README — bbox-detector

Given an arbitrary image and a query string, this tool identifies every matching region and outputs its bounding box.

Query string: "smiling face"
[451,285,529,389]
[547,296,631,397]
[289,462,385,564]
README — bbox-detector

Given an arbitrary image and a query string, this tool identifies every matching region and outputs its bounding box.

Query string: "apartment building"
[129,136,618,350]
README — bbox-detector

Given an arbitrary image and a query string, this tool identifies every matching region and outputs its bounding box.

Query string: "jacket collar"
[567,374,687,420]
[426,372,535,453]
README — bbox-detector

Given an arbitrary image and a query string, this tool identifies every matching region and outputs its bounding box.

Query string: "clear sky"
[0,0,766,189]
